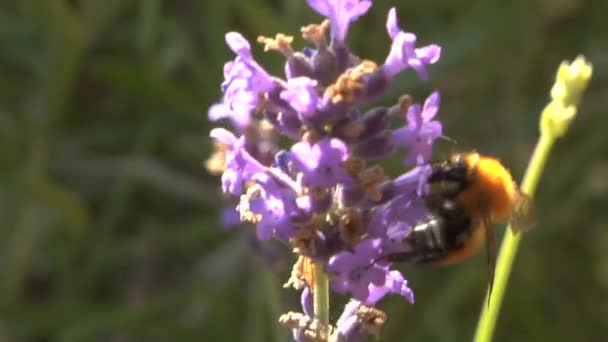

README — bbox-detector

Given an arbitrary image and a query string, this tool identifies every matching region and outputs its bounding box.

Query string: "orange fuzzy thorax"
[456,153,517,223]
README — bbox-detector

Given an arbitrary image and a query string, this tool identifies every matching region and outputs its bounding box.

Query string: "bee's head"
[428,152,470,184]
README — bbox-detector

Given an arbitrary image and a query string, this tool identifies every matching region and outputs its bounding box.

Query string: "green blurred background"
[1,0,607,341]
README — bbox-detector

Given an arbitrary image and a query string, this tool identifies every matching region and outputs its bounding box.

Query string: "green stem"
[313,263,330,334]
[474,134,555,342]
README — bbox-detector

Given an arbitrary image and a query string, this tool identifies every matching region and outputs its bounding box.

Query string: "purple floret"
[382,8,441,80]
[290,138,354,188]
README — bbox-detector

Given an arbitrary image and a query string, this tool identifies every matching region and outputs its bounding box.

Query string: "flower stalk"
[313,263,330,336]
[474,55,593,342]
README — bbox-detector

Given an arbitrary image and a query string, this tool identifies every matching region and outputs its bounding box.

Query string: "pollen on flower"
[279,311,310,329]
[278,313,331,342]
[254,93,269,113]
[257,33,294,57]
[341,159,386,201]
[305,319,331,342]
[278,311,310,329]
[327,60,379,104]
[291,219,320,256]
[309,186,331,203]
[342,158,366,177]
[339,208,365,246]
[358,165,387,202]
[342,121,366,139]
[356,305,387,336]
[284,255,316,290]
[258,119,275,134]
[394,94,414,117]
[300,129,321,144]
[239,184,263,224]
[205,141,230,174]
[301,19,330,47]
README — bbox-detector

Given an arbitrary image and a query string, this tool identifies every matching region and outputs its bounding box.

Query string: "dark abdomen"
[386,197,474,264]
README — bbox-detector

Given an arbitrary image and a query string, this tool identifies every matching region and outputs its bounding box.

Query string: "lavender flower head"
[207,1,443,340]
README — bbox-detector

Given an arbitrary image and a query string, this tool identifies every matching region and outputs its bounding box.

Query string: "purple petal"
[366,266,388,286]
[406,103,423,128]
[306,0,372,43]
[280,77,319,116]
[367,270,414,305]
[335,300,362,339]
[301,286,314,317]
[290,138,353,188]
[225,32,252,59]
[331,277,350,293]
[324,138,349,160]
[420,120,442,139]
[391,126,415,149]
[382,31,417,79]
[404,140,432,165]
[386,7,399,39]
[422,91,440,120]
[328,251,356,274]
[381,8,441,81]
[306,0,331,16]
[222,169,243,195]
[354,238,382,261]
[392,165,432,193]
[350,281,371,302]
[210,127,237,146]
[221,207,241,228]
[208,103,229,121]
[347,0,373,21]
[255,222,274,241]
[290,141,318,169]
[208,102,252,130]
[416,44,442,64]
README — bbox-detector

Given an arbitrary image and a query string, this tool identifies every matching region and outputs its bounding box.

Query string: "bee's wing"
[510,192,537,233]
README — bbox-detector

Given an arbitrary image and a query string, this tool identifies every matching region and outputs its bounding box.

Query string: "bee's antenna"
[438,135,458,145]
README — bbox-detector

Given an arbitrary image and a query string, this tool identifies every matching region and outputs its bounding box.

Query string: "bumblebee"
[388,152,536,292]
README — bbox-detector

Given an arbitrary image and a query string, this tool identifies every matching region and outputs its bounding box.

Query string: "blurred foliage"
[0,0,607,341]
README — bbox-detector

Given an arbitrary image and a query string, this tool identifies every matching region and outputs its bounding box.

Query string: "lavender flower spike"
[207,1,449,340]
[382,7,442,80]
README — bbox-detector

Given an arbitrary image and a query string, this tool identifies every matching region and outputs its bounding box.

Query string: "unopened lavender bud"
[331,118,365,143]
[357,107,390,140]
[361,70,391,102]
[340,184,367,207]
[286,52,314,79]
[263,110,302,139]
[311,48,339,86]
[332,43,353,74]
[353,133,394,160]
